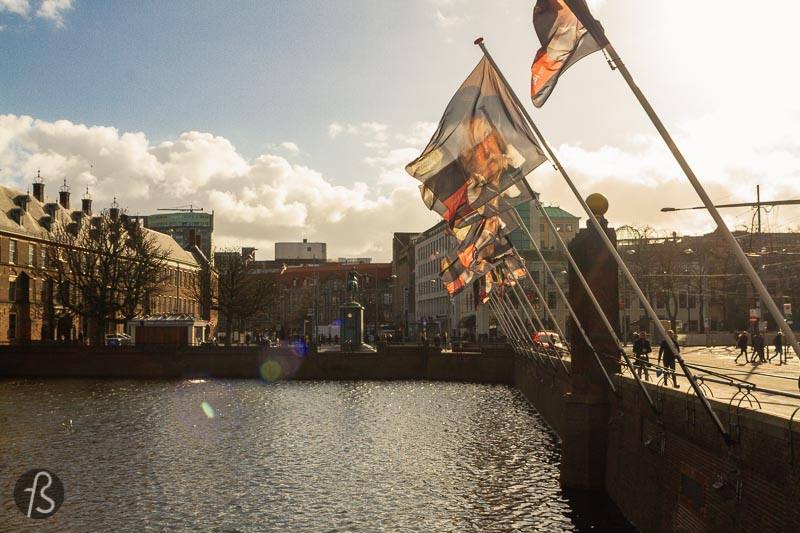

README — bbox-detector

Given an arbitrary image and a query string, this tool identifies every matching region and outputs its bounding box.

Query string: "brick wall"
[516,353,800,532]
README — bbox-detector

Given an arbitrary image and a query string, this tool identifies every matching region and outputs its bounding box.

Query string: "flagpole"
[512,271,571,374]
[509,208,622,395]
[510,280,569,373]
[475,37,728,441]
[487,297,522,355]
[602,42,800,386]
[500,290,556,370]
[491,292,544,365]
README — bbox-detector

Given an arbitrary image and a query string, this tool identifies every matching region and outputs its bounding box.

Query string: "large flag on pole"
[407,57,547,227]
[531,0,605,108]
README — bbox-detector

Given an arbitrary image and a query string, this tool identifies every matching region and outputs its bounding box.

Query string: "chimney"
[109,197,120,221]
[58,178,70,210]
[82,187,92,216]
[32,170,44,202]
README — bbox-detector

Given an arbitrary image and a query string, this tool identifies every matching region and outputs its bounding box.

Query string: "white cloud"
[279,141,300,154]
[35,0,72,27]
[0,114,438,260]
[0,0,29,16]
[434,9,463,29]
[327,122,343,139]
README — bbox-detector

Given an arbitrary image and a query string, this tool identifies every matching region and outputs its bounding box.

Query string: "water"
[0,380,632,531]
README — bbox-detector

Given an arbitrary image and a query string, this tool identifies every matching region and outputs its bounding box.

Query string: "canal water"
[0,380,632,531]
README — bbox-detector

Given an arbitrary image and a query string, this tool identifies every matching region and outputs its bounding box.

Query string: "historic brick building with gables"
[0,176,213,344]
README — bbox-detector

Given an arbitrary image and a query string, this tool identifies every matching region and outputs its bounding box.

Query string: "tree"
[47,210,170,346]
[215,248,277,346]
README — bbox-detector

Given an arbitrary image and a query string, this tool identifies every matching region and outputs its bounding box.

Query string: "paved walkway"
[626,345,800,420]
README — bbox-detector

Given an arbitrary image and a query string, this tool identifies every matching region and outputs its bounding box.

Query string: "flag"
[407,56,547,226]
[531,0,605,108]
[439,216,516,296]
[501,252,528,285]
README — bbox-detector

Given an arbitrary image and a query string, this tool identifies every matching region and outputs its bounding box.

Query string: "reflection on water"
[0,380,632,531]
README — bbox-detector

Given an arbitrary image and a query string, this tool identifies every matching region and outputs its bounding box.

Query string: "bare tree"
[215,248,277,346]
[47,210,170,345]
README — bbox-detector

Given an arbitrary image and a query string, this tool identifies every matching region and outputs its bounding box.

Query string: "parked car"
[105,333,133,346]
[532,331,566,350]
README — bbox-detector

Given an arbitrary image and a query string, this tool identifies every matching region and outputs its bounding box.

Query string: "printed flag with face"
[531,0,606,108]
[407,56,546,227]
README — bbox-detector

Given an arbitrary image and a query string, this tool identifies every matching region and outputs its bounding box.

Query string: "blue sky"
[3,1,800,260]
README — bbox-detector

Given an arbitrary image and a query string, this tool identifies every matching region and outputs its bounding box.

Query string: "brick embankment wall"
[515,351,800,532]
[0,345,515,384]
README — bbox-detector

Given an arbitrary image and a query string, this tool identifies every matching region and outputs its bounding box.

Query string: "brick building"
[274,261,393,339]
[0,176,210,344]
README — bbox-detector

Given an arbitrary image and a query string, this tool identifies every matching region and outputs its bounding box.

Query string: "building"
[391,232,419,339]
[411,200,581,340]
[144,210,214,261]
[275,239,326,264]
[0,176,208,344]
[273,261,393,339]
[617,229,800,340]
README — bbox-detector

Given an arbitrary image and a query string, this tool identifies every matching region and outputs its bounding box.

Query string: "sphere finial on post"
[586,193,609,217]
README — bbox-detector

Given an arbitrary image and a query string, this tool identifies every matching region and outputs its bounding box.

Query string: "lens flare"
[200,401,215,419]
[260,360,283,382]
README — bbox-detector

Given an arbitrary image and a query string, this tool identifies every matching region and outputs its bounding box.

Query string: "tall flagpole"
[563,0,800,390]
[475,38,729,442]
[603,43,800,384]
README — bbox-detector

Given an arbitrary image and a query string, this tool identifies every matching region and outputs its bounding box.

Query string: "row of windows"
[150,295,198,315]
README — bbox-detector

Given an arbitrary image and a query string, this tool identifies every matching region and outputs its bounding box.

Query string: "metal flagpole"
[475,37,728,442]
[490,293,539,362]
[511,273,571,374]
[496,291,538,357]
[601,42,800,386]
[509,209,620,395]
[509,280,565,372]
[533,196,651,401]
[495,290,549,367]
[489,292,527,356]
[487,297,522,354]
[502,289,560,371]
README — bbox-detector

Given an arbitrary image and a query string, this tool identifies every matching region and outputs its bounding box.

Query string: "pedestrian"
[633,330,652,381]
[774,331,785,364]
[735,331,749,364]
[658,329,680,388]
[753,332,766,363]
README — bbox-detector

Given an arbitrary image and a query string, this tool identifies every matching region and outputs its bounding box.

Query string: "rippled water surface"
[0,380,631,531]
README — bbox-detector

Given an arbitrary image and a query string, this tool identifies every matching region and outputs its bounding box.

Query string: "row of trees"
[619,225,800,333]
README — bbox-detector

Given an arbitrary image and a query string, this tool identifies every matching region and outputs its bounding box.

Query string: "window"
[28,245,35,266]
[9,240,17,264]
[41,247,47,269]
[8,278,16,302]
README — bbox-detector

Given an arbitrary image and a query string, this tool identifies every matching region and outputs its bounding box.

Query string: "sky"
[3,0,800,261]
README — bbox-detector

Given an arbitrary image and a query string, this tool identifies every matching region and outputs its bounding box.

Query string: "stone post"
[560,193,620,490]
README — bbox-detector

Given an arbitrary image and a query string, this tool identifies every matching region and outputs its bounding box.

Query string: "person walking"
[658,330,681,388]
[735,331,749,364]
[753,332,766,363]
[773,331,785,364]
[633,331,652,381]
